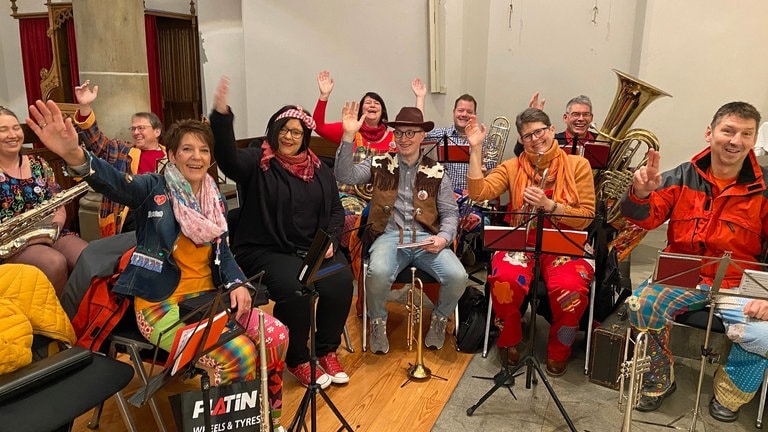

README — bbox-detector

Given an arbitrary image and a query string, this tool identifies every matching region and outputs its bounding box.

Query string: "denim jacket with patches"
[80,152,246,302]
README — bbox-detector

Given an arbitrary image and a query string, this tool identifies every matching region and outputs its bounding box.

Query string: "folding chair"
[351,210,460,352]
[480,228,602,376]
[87,313,170,432]
[0,345,134,432]
[359,261,460,352]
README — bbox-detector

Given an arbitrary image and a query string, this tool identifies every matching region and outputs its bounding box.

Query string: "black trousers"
[235,247,354,367]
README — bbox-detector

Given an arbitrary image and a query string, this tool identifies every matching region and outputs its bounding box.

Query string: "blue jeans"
[365,230,467,320]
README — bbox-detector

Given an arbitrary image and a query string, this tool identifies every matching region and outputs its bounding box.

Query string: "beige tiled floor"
[434,226,765,431]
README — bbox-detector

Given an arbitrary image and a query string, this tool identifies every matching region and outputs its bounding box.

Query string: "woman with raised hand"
[313,70,426,249]
[26,100,290,432]
[209,76,354,390]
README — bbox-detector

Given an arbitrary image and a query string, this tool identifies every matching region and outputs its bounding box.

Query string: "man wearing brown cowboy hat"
[335,103,467,354]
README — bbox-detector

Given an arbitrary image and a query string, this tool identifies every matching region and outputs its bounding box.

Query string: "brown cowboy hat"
[383,107,434,132]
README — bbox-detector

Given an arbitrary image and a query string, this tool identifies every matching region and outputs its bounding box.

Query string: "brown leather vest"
[364,153,444,246]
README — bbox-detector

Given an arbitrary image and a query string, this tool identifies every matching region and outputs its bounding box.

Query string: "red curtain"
[144,15,163,123]
[65,19,80,92]
[18,17,52,106]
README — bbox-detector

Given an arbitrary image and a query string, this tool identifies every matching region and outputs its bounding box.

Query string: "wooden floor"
[72,297,473,432]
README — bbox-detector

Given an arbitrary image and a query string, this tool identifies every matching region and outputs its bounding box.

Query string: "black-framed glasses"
[128,125,152,133]
[520,126,549,143]
[279,127,304,139]
[393,129,422,139]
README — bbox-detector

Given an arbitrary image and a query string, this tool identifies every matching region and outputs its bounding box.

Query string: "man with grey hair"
[556,95,596,154]
[514,94,597,156]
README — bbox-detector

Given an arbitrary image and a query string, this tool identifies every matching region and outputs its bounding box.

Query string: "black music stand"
[631,252,768,432]
[421,134,470,163]
[559,136,612,170]
[289,229,353,432]
[466,208,593,432]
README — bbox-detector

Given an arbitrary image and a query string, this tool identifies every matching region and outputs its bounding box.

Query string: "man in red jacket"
[621,101,768,423]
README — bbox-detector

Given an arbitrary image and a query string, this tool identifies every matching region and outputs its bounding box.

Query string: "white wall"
[637,0,768,170]
[230,1,433,139]
[3,0,768,174]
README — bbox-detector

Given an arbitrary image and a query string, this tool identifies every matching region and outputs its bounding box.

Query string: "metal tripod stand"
[289,287,353,432]
[466,208,578,432]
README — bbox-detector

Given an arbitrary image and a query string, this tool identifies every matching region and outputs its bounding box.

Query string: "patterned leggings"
[488,251,594,362]
[136,293,289,427]
[628,279,768,412]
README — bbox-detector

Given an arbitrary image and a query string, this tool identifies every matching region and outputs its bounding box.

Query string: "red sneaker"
[318,352,349,384]
[287,362,331,389]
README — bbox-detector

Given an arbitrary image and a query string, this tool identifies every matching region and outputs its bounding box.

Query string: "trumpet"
[258,310,272,432]
[618,329,651,432]
[406,267,432,379]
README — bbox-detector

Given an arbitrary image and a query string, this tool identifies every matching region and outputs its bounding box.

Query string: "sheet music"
[736,269,768,299]
[397,239,435,249]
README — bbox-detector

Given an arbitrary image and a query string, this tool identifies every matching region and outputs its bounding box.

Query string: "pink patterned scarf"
[164,163,227,245]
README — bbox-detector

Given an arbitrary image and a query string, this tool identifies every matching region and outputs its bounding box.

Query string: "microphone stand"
[467,208,579,432]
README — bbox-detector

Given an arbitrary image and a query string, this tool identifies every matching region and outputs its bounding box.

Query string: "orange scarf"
[511,141,580,222]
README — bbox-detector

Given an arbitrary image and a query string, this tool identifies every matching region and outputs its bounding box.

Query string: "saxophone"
[0,181,90,259]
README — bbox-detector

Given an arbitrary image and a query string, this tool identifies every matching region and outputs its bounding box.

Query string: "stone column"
[72,0,149,240]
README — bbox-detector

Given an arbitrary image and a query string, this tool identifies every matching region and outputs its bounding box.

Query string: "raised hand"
[528,92,546,110]
[74,80,98,117]
[632,149,662,199]
[465,116,487,151]
[411,78,427,98]
[317,70,335,101]
[27,100,86,166]
[341,100,364,138]
[75,80,98,106]
[214,75,230,115]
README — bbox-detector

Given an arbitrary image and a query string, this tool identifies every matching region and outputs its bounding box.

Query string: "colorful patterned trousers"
[488,251,594,362]
[136,292,289,427]
[628,279,768,412]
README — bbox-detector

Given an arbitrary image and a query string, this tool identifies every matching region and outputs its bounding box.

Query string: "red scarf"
[260,141,321,182]
[359,122,387,143]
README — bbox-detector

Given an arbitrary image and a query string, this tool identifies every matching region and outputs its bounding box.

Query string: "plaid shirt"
[74,112,148,236]
[425,125,493,192]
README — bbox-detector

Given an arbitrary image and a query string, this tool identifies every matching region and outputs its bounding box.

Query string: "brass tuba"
[593,69,671,224]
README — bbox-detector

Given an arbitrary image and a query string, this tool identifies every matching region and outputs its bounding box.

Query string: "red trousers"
[488,251,593,362]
